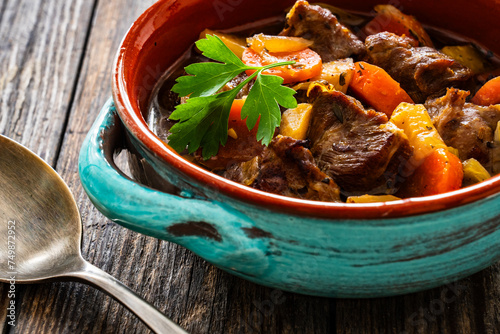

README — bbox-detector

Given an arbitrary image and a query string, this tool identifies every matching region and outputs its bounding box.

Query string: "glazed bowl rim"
[112,0,500,220]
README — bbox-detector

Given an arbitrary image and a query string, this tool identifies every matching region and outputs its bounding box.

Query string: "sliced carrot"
[227,98,259,135]
[398,148,463,198]
[242,47,322,84]
[349,62,414,117]
[471,76,500,106]
[363,5,433,47]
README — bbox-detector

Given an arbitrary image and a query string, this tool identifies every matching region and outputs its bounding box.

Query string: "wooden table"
[1,1,499,333]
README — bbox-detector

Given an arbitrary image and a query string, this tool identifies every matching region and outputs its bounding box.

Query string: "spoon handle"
[69,261,188,334]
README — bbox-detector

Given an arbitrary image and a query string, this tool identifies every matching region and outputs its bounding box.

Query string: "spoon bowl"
[0,135,186,334]
[0,135,82,282]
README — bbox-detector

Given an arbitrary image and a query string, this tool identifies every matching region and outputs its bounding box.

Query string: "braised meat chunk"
[366,32,474,103]
[308,91,413,196]
[425,88,500,170]
[224,136,341,202]
[280,0,365,62]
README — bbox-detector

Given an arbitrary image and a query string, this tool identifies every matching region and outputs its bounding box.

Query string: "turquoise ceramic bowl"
[79,0,500,297]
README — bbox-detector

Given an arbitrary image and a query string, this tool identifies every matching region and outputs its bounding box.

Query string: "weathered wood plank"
[0,0,96,163]
[13,0,155,332]
[0,0,97,331]
[332,266,500,334]
[0,285,7,333]
[479,265,500,333]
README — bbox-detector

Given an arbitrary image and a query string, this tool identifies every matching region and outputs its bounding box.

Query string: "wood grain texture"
[2,0,500,333]
[0,0,96,331]
[332,266,500,334]
[0,0,96,163]
[11,0,153,332]
[0,285,6,333]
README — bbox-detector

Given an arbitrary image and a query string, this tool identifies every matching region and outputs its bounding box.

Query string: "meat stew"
[147,1,500,203]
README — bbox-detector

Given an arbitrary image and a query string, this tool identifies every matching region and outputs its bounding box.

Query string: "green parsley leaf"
[168,35,297,159]
[172,35,249,98]
[173,62,243,98]
[195,34,244,66]
[241,73,297,144]
[169,89,238,158]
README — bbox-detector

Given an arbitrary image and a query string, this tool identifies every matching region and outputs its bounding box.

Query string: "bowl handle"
[79,99,269,275]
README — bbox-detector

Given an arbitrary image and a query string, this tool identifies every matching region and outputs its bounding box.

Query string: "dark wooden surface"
[1,0,500,333]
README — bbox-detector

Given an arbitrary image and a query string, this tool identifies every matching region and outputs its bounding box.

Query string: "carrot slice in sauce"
[398,148,463,197]
[228,99,259,133]
[349,62,414,117]
[471,76,500,106]
[242,47,322,84]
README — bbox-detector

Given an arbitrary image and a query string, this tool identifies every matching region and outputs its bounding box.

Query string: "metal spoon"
[0,135,187,334]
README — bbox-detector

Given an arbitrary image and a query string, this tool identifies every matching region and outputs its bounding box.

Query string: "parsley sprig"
[168,35,298,159]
